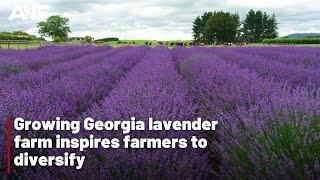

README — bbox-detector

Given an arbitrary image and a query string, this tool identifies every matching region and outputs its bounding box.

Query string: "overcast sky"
[1,0,320,40]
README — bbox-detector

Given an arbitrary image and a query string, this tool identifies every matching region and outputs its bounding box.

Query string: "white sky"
[1,0,320,40]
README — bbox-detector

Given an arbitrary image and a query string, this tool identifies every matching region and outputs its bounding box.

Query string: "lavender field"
[0,45,319,179]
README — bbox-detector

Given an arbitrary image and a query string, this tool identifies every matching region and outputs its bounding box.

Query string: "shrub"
[0,32,45,41]
[53,36,62,42]
[263,38,320,44]
[0,33,31,40]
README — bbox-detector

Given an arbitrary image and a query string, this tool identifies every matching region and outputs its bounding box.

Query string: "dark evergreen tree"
[192,12,213,43]
[242,10,278,42]
[193,11,240,44]
[203,11,238,44]
[192,17,202,43]
[262,13,278,39]
[232,13,242,42]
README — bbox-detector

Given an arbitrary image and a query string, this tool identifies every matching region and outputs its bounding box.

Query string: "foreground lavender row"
[0,46,319,179]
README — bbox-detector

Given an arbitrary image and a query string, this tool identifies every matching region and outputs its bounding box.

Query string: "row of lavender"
[0,45,112,80]
[0,45,150,179]
[236,46,320,70]
[21,46,209,179]
[171,46,320,179]
[1,46,212,179]
[79,47,210,179]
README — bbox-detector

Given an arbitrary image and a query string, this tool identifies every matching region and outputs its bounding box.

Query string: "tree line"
[0,31,45,41]
[192,9,278,44]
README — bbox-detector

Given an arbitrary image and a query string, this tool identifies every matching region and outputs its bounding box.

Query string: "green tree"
[192,12,213,43]
[262,13,278,39]
[232,13,242,42]
[203,11,238,44]
[192,17,202,43]
[38,15,71,41]
[200,12,214,33]
[242,10,278,43]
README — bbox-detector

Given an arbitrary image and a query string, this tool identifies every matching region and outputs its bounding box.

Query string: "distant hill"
[283,33,320,38]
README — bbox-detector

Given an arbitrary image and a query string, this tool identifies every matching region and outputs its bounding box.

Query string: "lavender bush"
[0,46,149,179]
[0,45,111,80]
[80,46,210,179]
[172,47,320,179]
